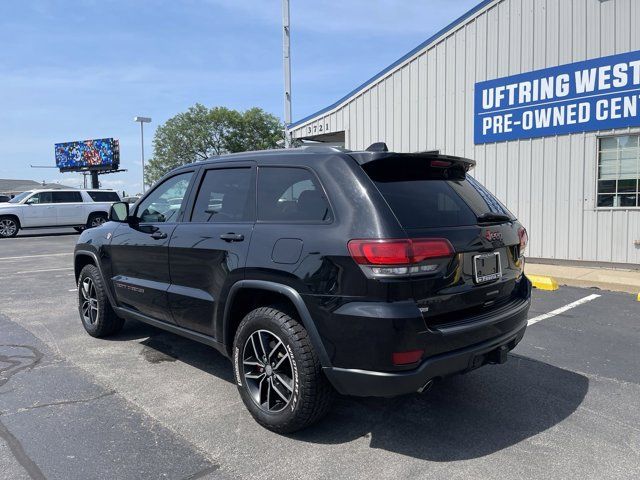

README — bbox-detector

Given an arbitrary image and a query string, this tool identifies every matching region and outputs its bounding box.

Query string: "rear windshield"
[88,191,120,202]
[362,158,514,229]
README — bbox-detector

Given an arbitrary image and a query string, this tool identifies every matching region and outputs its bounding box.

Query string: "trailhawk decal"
[114,282,144,294]
[287,344,299,411]
[234,346,242,386]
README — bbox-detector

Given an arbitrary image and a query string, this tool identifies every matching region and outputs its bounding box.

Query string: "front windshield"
[8,191,32,203]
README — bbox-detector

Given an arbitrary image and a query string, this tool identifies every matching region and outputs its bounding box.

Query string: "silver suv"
[0,189,121,238]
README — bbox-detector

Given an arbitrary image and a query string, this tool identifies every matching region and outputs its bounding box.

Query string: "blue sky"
[0,0,479,195]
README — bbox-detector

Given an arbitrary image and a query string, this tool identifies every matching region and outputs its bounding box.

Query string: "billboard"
[474,50,640,144]
[55,138,120,172]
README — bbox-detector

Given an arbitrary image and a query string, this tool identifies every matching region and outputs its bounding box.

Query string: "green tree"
[145,104,283,185]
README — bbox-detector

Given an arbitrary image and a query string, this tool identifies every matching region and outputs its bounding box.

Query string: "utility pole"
[134,116,152,192]
[90,171,99,189]
[282,0,292,147]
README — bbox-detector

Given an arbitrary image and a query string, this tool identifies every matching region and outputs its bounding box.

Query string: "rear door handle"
[220,233,244,242]
[150,231,167,240]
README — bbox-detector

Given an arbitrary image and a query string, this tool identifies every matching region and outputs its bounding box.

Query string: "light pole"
[282,0,292,147]
[134,116,152,192]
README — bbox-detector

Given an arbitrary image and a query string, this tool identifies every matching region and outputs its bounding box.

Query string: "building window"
[597,135,640,208]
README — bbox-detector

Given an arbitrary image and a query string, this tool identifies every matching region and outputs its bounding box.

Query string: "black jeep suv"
[74,145,531,433]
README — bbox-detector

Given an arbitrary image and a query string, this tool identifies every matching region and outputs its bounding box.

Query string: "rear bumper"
[323,314,528,397]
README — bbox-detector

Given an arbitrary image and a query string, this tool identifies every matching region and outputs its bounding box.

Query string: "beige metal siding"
[291,0,640,264]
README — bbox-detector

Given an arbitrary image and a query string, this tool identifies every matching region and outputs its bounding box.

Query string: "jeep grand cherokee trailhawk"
[74,145,531,432]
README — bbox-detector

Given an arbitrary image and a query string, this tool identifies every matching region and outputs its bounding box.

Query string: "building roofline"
[288,0,496,130]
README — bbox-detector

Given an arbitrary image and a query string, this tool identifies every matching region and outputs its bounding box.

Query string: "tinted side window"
[88,191,120,202]
[27,192,53,204]
[191,168,255,223]
[258,167,332,222]
[136,172,193,223]
[52,191,82,203]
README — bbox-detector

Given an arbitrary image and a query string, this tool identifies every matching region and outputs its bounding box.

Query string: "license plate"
[473,252,502,284]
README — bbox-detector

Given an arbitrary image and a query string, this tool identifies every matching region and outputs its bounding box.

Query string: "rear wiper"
[477,212,511,223]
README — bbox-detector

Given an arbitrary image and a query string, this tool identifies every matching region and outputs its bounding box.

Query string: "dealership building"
[289,0,640,266]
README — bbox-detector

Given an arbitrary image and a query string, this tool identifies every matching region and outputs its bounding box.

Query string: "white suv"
[0,189,121,238]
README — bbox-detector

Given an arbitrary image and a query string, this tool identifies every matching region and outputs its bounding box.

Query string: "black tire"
[73,226,85,233]
[0,216,19,238]
[233,306,334,433]
[77,264,124,337]
[86,213,108,229]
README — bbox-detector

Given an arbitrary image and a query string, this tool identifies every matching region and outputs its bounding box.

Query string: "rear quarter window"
[88,191,120,202]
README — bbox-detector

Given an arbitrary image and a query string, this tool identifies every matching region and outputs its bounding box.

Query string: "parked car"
[0,189,121,238]
[0,195,11,203]
[74,145,531,433]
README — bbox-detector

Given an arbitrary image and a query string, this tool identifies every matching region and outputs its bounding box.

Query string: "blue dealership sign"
[474,50,640,144]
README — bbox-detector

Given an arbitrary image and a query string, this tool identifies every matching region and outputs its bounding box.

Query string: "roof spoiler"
[349,150,476,172]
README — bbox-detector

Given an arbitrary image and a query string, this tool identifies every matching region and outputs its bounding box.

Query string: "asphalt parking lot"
[1,231,639,480]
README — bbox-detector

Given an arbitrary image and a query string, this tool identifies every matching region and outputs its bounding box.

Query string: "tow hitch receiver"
[488,345,509,364]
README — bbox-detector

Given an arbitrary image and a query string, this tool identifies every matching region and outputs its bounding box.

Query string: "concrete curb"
[528,272,640,299]
[526,263,640,296]
[543,276,639,295]
[527,275,559,291]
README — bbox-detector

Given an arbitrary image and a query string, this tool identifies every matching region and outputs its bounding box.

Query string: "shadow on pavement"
[108,320,235,383]
[295,354,588,461]
[110,321,588,461]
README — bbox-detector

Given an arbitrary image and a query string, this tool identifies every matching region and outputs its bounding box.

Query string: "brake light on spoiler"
[348,238,454,277]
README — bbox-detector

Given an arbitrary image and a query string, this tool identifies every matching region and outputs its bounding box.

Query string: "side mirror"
[109,202,129,222]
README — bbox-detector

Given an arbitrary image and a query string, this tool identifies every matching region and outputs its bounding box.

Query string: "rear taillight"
[518,227,528,255]
[348,238,454,277]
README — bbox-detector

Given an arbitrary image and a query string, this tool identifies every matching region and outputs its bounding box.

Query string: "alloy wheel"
[0,219,17,237]
[242,330,294,413]
[80,277,99,325]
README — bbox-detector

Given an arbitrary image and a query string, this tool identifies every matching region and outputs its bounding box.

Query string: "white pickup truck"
[0,189,121,238]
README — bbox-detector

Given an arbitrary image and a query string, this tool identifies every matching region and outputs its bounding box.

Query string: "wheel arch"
[74,250,117,307]
[0,213,21,229]
[74,251,96,282]
[222,280,331,367]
